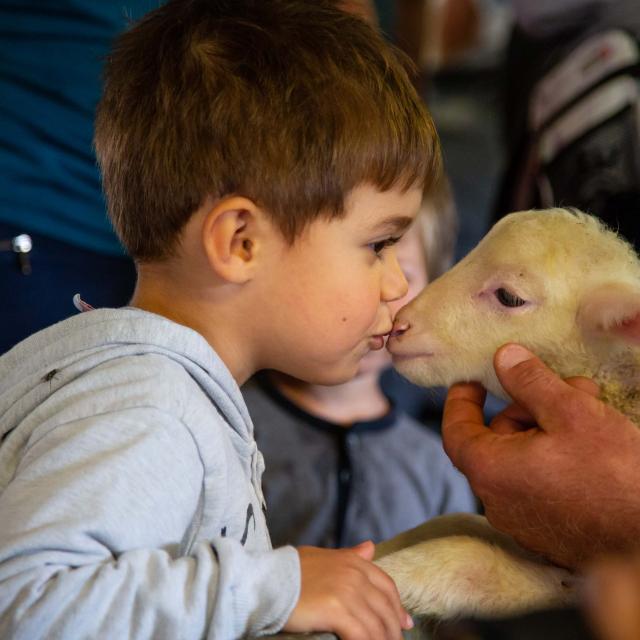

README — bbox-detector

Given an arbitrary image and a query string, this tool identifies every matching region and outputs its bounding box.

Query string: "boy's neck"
[131,263,257,385]
[268,370,391,427]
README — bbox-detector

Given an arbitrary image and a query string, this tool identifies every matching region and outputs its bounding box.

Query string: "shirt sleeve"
[0,407,300,639]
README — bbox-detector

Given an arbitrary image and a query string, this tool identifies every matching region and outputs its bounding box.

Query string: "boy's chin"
[295,362,361,387]
[285,349,390,386]
[356,348,392,377]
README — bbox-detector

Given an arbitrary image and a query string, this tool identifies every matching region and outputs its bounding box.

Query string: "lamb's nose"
[390,320,410,338]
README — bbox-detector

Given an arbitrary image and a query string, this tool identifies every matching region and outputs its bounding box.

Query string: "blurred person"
[588,554,640,640]
[494,0,640,249]
[0,2,163,354]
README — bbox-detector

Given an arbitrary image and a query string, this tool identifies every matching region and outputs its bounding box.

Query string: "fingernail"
[497,344,531,370]
[404,613,414,629]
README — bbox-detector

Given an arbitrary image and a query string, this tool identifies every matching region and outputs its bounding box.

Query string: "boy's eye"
[369,237,400,256]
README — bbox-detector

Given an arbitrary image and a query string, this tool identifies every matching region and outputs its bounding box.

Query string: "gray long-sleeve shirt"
[244,376,476,549]
[0,308,300,639]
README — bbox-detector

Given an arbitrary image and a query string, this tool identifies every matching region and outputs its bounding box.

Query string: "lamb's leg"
[374,513,580,619]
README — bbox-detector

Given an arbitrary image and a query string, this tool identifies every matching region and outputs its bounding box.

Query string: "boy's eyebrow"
[371,215,415,235]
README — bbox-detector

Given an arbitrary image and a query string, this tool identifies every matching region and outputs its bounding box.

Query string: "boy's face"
[256,183,422,385]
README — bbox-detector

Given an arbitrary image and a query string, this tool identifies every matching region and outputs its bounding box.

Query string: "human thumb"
[494,343,564,429]
[350,540,375,560]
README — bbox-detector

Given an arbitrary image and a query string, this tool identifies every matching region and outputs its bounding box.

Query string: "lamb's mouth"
[389,351,435,362]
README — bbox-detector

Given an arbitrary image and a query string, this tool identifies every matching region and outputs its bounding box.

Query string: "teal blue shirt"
[0,2,158,255]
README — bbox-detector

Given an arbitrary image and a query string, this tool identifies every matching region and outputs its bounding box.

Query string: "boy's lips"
[369,328,393,351]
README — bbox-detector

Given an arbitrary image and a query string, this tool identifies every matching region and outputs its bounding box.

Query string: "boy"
[244,186,476,549]
[0,1,441,638]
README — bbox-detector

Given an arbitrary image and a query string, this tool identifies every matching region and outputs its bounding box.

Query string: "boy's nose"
[382,254,409,302]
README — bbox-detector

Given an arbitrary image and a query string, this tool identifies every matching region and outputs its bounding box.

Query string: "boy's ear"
[577,282,640,344]
[201,196,264,284]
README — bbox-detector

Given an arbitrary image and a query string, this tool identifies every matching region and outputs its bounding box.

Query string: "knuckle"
[562,390,601,427]
[338,621,367,640]
[346,565,368,585]
[364,617,385,640]
[325,594,345,616]
[376,568,398,593]
[510,362,555,398]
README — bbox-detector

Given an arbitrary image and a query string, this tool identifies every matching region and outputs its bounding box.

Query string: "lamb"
[373,207,640,623]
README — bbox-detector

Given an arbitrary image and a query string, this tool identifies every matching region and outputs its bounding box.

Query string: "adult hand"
[284,541,413,640]
[442,343,640,569]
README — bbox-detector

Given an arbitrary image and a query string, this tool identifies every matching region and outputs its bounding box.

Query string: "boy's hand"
[284,541,413,640]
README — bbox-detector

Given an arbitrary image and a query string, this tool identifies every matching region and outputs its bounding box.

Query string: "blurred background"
[2,5,640,637]
[2,0,640,419]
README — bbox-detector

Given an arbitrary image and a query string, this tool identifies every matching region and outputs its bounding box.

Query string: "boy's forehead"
[346,184,422,231]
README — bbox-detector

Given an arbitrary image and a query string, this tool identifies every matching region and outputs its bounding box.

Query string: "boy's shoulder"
[1,308,246,445]
[58,351,204,417]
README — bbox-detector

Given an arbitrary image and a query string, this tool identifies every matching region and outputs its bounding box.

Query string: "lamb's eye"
[495,288,527,307]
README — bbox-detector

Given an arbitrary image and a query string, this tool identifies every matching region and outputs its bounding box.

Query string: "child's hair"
[94,0,442,261]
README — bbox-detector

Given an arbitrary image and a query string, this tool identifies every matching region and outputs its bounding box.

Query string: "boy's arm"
[0,408,300,639]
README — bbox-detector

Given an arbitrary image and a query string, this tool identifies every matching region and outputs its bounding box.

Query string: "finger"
[442,382,494,471]
[332,614,370,640]
[353,591,404,640]
[489,402,538,434]
[443,381,487,427]
[364,562,412,629]
[488,373,600,435]
[350,540,375,561]
[345,600,392,640]
[356,587,404,640]
[490,413,536,435]
[565,375,600,397]
[489,376,600,435]
[493,344,579,431]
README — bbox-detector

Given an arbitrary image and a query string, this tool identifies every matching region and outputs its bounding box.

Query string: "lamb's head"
[388,208,640,409]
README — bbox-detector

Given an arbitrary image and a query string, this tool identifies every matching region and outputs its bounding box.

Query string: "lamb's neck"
[593,354,640,426]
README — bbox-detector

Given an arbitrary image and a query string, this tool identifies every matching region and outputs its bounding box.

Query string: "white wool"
[393,207,640,421]
[374,513,578,620]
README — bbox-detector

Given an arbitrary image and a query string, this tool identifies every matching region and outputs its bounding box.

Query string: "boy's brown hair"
[95,0,442,261]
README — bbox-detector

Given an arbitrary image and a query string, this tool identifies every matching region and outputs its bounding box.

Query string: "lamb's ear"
[577,282,640,344]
